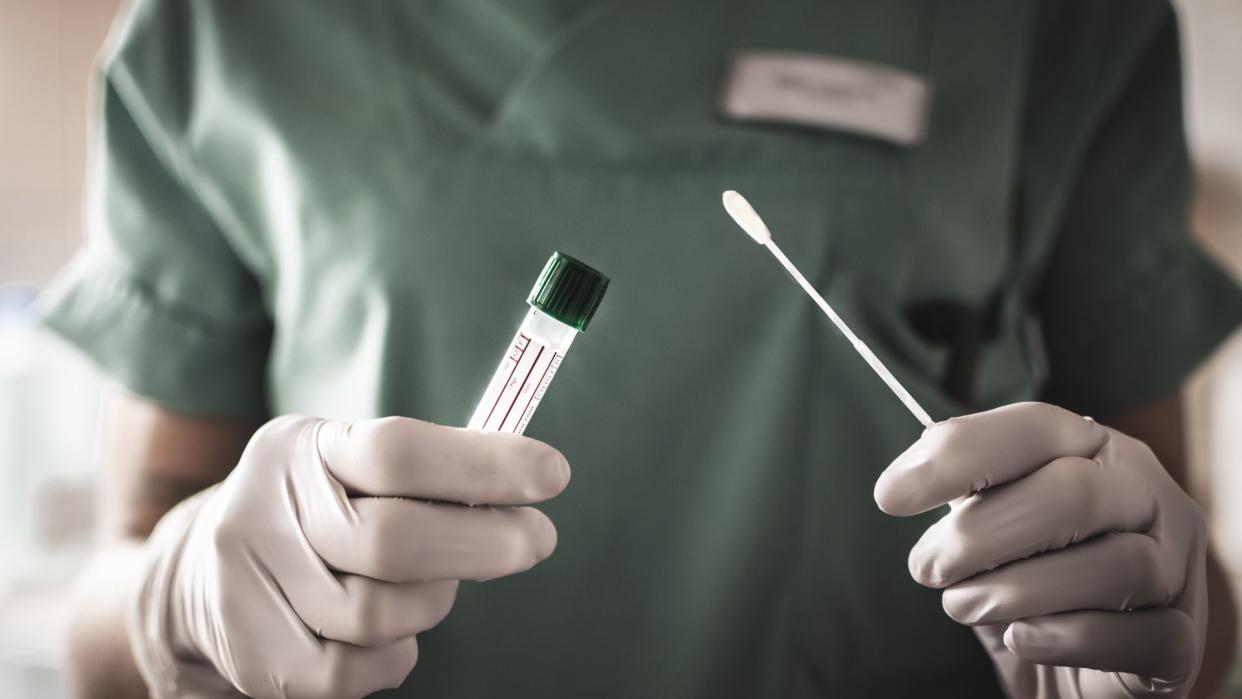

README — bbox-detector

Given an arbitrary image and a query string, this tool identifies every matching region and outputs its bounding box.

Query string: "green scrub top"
[41,0,1242,696]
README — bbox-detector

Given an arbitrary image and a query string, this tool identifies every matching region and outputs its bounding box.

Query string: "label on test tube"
[466,251,607,434]
[468,333,565,434]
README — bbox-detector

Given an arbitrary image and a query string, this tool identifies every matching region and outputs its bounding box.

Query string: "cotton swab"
[722,190,934,428]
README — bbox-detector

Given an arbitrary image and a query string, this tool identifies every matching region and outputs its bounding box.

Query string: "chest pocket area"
[459,0,1038,411]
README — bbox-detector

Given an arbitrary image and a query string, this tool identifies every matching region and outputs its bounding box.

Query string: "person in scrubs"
[44,0,1242,697]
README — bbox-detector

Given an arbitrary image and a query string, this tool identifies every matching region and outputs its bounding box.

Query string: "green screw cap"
[527,251,609,331]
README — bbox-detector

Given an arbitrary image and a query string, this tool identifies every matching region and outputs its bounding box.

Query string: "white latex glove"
[874,402,1207,698]
[129,415,569,699]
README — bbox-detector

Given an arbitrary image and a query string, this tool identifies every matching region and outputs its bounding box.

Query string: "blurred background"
[1,1,1240,697]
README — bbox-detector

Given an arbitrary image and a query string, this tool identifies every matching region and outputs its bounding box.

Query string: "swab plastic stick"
[722,190,934,427]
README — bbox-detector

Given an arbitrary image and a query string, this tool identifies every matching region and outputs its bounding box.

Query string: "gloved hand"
[874,402,1207,698]
[129,415,569,699]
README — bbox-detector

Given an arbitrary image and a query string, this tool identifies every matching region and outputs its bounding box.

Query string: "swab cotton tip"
[722,190,771,245]
[722,189,935,428]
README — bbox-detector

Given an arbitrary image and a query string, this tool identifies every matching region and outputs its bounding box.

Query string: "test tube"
[467,252,609,435]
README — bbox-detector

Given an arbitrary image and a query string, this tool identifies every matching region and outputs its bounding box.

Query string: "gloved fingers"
[218,562,423,698]
[315,417,570,506]
[305,497,557,582]
[909,457,1156,587]
[298,577,458,647]
[282,636,420,699]
[1004,608,1199,685]
[875,402,1108,516]
[942,532,1176,625]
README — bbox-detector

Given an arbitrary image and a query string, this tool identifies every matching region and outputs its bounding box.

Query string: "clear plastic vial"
[468,252,609,435]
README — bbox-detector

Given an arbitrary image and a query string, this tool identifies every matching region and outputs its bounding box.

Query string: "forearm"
[67,392,260,698]
[66,541,151,699]
[1103,390,1238,697]
[1194,549,1238,699]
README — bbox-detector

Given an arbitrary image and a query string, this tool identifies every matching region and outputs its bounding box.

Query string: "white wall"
[0,0,120,287]
[1180,0,1242,269]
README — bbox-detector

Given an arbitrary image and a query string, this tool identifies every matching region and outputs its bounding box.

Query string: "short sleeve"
[37,9,271,417]
[1035,7,1242,417]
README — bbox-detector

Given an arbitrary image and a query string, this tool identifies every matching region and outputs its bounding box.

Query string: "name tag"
[721,51,931,146]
